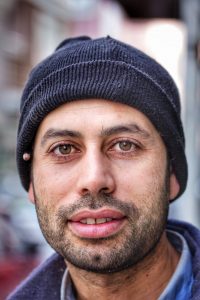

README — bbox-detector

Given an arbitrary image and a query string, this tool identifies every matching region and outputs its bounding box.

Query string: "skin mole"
[93,255,101,263]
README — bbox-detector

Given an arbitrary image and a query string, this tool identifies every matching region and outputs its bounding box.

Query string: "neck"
[66,232,180,300]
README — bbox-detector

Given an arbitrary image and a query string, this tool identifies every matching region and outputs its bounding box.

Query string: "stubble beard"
[33,172,170,274]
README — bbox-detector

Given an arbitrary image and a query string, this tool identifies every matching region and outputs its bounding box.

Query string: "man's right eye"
[52,143,77,156]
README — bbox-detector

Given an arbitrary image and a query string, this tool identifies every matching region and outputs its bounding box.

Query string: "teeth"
[106,218,112,222]
[96,218,107,224]
[80,219,87,224]
[86,218,96,225]
[80,218,113,224]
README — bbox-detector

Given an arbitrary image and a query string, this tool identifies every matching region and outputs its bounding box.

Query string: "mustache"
[56,193,139,222]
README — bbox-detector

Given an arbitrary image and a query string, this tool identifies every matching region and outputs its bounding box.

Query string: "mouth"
[68,209,126,239]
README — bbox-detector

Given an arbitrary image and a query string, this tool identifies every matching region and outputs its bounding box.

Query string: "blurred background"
[0,0,199,298]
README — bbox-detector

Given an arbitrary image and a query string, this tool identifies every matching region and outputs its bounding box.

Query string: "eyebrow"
[41,129,82,146]
[40,123,151,147]
[100,123,150,138]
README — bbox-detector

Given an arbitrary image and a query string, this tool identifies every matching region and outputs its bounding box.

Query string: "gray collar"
[158,230,193,300]
[61,267,76,300]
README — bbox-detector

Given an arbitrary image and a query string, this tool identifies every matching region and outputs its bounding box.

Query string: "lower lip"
[68,219,126,239]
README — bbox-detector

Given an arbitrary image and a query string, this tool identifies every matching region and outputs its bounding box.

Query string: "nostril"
[100,187,112,194]
[81,188,90,195]
[80,186,112,197]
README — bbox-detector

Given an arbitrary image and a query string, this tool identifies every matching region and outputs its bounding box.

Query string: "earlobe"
[28,182,35,204]
[169,173,180,201]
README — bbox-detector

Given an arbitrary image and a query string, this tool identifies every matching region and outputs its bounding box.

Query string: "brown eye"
[118,141,134,151]
[57,144,73,155]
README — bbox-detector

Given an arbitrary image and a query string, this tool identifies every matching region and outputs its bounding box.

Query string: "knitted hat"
[17,36,187,200]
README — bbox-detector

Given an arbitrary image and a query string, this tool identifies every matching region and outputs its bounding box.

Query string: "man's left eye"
[114,141,137,152]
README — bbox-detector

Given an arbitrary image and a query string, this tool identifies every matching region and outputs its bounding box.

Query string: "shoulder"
[167,219,200,255]
[167,219,200,299]
[7,253,66,300]
[167,219,200,242]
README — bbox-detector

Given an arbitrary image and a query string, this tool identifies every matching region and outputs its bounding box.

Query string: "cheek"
[114,155,167,201]
[33,163,78,206]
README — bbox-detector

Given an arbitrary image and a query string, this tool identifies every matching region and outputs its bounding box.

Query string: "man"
[8,36,200,300]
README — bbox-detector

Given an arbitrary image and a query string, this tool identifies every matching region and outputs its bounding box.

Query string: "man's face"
[29,99,179,273]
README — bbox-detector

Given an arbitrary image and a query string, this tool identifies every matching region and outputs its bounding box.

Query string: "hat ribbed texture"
[17,36,187,200]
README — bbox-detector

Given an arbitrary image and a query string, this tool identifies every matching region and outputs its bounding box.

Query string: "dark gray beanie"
[17,36,187,200]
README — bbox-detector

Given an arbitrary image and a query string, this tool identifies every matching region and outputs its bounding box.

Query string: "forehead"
[36,99,160,139]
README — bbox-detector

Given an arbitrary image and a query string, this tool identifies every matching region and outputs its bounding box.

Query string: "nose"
[76,149,116,196]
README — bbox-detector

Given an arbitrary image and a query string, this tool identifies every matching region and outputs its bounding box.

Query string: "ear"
[169,173,180,201]
[28,182,35,204]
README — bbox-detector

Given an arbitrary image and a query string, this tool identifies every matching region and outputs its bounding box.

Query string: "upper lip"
[69,209,125,222]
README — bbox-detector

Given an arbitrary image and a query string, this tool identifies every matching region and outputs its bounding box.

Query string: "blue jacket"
[7,220,200,300]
